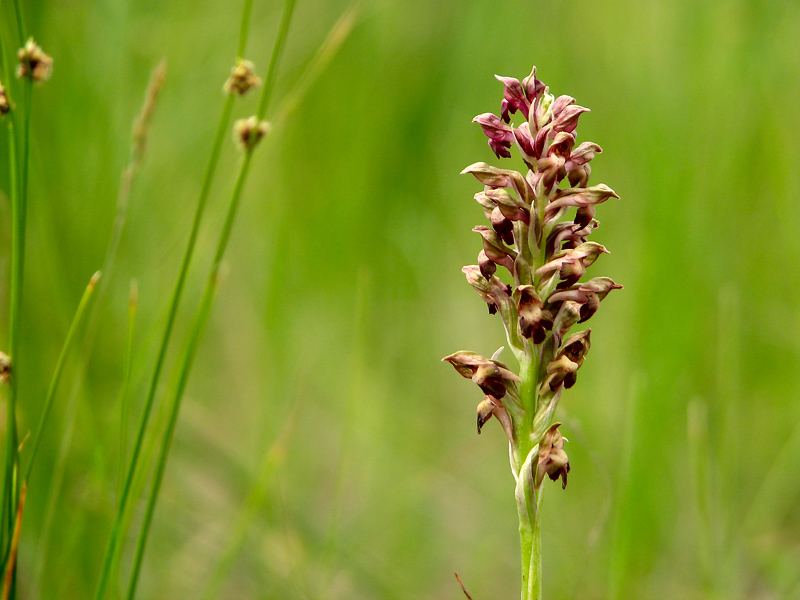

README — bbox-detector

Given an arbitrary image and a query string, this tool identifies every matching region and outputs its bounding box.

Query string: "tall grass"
[2,0,800,598]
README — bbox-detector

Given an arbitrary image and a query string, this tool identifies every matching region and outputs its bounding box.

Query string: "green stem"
[92,59,237,600]
[515,449,541,600]
[519,352,539,451]
[124,0,296,593]
[23,272,100,483]
[2,108,20,556]
[124,263,219,600]
[117,281,138,499]
[257,0,296,121]
[11,0,26,47]
[1,38,33,574]
[524,488,543,600]
[94,0,262,588]
[124,150,252,598]
[236,0,254,58]
[515,188,553,600]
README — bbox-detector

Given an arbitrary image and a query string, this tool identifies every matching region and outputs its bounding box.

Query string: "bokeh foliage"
[1,0,800,598]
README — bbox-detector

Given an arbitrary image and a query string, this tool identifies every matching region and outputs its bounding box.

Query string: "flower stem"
[516,456,542,600]
[527,487,544,600]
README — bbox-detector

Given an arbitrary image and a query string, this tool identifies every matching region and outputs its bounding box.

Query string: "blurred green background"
[2,0,800,598]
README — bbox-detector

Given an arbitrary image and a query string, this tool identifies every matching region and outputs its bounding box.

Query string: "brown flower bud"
[473,362,508,398]
[540,354,579,393]
[512,122,537,165]
[515,285,552,344]
[17,38,52,83]
[551,300,582,343]
[477,250,497,280]
[548,277,622,322]
[474,191,496,220]
[545,220,598,256]
[495,74,532,121]
[540,330,591,392]
[545,184,618,221]
[490,207,515,246]
[473,113,515,159]
[477,395,514,441]
[461,162,515,188]
[484,188,529,223]
[223,59,261,96]
[463,265,512,315]
[565,142,601,170]
[548,132,575,159]
[536,155,566,195]
[560,330,591,368]
[570,165,592,190]
[535,242,609,283]
[551,102,589,135]
[473,226,517,276]
[556,256,586,289]
[461,163,534,207]
[477,397,494,432]
[550,95,575,117]
[442,352,521,399]
[536,423,570,488]
[522,66,546,106]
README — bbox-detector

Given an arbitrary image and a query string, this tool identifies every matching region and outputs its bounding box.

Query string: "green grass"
[2,0,800,598]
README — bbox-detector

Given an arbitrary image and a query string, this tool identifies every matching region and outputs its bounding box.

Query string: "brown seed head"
[234,116,270,151]
[17,38,52,83]
[0,352,11,383]
[223,59,261,96]
[0,82,10,115]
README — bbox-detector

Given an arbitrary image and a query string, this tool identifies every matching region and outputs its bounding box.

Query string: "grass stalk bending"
[443,67,623,600]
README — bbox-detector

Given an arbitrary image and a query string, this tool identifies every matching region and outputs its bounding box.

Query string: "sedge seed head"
[223,59,261,96]
[234,116,270,151]
[17,38,52,83]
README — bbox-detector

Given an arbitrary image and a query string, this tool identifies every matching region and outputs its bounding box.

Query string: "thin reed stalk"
[118,282,138,498]
[124,2,296,595]
[1,4,34,583]
[23,272,100,483]
[30,63,166,597]
[92,2,258,597]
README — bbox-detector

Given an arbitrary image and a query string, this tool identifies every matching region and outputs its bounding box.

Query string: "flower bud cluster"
[444,67,621,489]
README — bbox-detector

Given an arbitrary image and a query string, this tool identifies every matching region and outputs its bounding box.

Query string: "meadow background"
[1,0,800,598]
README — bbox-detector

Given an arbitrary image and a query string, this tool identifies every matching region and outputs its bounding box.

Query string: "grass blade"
[124,2,298,594]
[92,1,258,596]
[118,281,139,498]
[1,482,24,600]
[23,271,100,483]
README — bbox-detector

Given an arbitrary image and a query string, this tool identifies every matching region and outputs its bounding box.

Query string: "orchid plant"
[444,67,622,600]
